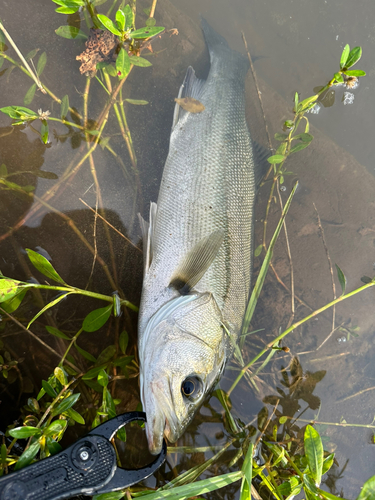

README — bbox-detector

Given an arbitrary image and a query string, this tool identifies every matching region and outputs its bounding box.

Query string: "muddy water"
[0,0,375,498]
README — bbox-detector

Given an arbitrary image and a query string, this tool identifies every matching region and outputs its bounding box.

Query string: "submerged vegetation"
[0,1,373,499]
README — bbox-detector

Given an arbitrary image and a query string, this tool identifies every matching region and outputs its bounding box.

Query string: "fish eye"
[181,376,202,400]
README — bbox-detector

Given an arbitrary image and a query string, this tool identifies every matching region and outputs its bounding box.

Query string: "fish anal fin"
[169,229,224,293]
[172,66,205,129]
[138,202,158,273]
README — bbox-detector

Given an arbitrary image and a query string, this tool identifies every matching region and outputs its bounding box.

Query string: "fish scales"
[138,19,260,454]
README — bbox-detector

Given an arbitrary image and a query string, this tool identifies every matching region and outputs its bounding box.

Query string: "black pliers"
[0,412,166,500]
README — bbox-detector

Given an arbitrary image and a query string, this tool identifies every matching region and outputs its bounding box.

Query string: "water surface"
[0,0,375,498]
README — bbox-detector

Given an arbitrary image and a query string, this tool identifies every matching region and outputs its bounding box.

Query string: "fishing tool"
[0,411,166,500]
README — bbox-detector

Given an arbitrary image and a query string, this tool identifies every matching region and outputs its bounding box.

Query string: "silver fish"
[138,19,262,454]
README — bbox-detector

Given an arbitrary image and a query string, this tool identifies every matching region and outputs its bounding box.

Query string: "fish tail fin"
[201,17,249,77]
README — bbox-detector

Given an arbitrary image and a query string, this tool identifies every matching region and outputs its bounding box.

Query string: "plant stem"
[0,21,46,94]
[0,54,82,120]
[228,280,375,396]
[60,329,83,366]
[84,0,100,27]
[149,0,158,18]
[17,283,137,311]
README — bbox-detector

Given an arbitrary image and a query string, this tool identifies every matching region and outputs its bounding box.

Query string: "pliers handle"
[0,412,166,500]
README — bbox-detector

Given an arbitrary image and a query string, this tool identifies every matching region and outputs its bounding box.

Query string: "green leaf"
[74,343,97,362]
[334,72,344,83]
[274,132,288,141]
[132,471,242,500]
[41,119,49,144]
[42,380,57,398]
[356,474,375,500]
[44,419,67,436]
[304,425,323,486]
[55,26,87,39]
[289,142,310,154]
[294,132,313,143]
[240,442,253,500]
[116,47,131,79]
[98,369,109,387]
[97,345,117,365]
[297,94,318,113]
[51,0,85,6]
[103,387,116,418]
[125,98,149,105]
[25,48,39,61]
[27,292,74,329]
[344,69,366,77]
[303,473,319,495]
[46,437,62,455]
[340,44,350,69]
[267,154,286,165]
[97,14,122,36]
[294,91,299,111]
[146,18,156,27]
[26,248,66,284]
[52,393,80,416]
[317,489,347,500]
[61,95,69,119]
[37,52,47,77]
[14,440,41,470]
[129,55,152,67]
[54,367,67,386]
[279,416,288,424]
[123,4,133,30]
[82,305,112,332]
[322,453,335,475]
[119,331,128,354]
[0,278,24,303]
[116,427,126,442]
[335,264,347,295]
[345,46,362,69]
[112,356,133,369]
[46,325,70,340]
[55,6,79,13]
[254,244,263,257]
[83,365,108,380]
[0,288,27,313]
[130,26,164,39]
[115,9,126,31]
[0,106,38,120]
[104,65,117,77]
[67,408,85,424]
[24,83,37,105]
[9,426,42,439]
[93,492,125,500]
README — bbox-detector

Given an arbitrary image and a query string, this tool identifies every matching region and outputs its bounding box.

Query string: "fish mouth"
[144,378,181,455]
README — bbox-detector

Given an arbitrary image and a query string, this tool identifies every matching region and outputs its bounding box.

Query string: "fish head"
[140,292,226,454]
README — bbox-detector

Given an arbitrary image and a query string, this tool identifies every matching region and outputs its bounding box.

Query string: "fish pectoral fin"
[138,202,158,273]
[169,229,224,294]
[172,66,205,129]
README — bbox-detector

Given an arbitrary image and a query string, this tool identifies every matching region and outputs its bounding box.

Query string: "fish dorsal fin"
[138,202,157,273]
[169,229,224,294]
[253,141,271,188]
[172,66,205,129]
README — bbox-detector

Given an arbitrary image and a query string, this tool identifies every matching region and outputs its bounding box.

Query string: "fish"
[138,18,264,454]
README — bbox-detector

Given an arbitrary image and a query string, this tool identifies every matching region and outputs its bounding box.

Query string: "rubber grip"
[0,435,116,500]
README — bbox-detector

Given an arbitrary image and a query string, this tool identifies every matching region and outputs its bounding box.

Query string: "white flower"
[38,109,51,120]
